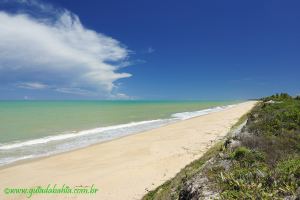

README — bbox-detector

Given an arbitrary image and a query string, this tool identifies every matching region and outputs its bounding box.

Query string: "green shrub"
[229,147,265,167]
[217,94,300,199]
[261,93,293,102]
[246,98,300,136]
[276,158,300,180]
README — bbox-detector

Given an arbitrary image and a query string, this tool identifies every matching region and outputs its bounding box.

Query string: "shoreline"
[0,101,256,200]
[0,103,237,168]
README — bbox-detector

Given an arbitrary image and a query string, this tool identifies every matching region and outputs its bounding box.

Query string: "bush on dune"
[215,95,300,199]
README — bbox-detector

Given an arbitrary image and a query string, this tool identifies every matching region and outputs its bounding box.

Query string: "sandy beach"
[0,101,256,200]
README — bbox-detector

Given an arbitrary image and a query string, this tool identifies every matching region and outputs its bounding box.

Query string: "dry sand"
[0,101,256,200]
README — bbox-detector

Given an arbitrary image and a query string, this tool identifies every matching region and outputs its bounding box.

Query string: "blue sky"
[0,0,299,100]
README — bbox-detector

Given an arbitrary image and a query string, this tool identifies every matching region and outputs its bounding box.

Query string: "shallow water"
[0,100,239,165]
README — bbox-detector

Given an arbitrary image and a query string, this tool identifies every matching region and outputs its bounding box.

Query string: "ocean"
[0,100,240,166]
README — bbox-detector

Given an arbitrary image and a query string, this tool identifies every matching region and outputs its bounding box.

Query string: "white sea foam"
[0,104,236,166]
[0,155,35,166]
[172,105,235,120]
[0,119,162,150]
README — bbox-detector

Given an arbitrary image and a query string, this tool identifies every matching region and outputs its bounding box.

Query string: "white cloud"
[55,87,96,96]
[17,82,48,89]
[147,47,155,53]
[112,93,131,100]
[0,2,132,97]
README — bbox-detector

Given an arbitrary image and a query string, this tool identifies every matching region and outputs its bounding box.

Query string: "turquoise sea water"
[0,100,239,165]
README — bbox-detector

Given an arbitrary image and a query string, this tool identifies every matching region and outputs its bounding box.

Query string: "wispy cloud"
[55,87,97,96]
[17,82,48,89]
[109,93,132,100]
[147,47,155,53]
[0,0,132,98]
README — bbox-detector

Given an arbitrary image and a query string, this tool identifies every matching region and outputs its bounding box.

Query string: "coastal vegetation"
[143,93,300,200]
